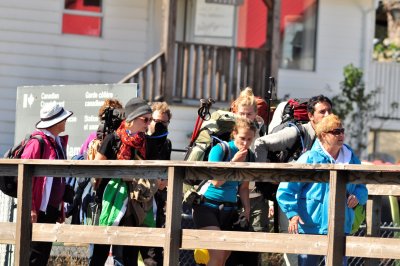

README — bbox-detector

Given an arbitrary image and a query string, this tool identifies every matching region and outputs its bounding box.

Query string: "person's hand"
[57,213,65,224]
[347,194,359,208]
[31,210,37,223]
[231,148,248,162]
[243,208,250,221]
[288,215,304,234]
[268,205,274,219]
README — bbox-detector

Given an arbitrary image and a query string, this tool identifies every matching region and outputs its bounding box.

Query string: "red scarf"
[116,121,146,160]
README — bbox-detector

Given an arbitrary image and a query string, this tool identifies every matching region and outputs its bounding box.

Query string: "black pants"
[30,206,60,266]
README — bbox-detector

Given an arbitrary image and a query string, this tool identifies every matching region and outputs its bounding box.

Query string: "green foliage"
[332,64,380,157]
[373,39,400,62]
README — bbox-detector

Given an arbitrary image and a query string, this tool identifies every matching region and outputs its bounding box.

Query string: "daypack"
[0,134,45,198]
[65,154,92,224]
[184,110,236,185]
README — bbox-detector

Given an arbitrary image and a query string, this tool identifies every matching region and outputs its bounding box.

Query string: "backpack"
[184,110,236,185]
[185,110,236,162]
[65,154,92,224]
[0,134,45,198]
[255,98,311,200]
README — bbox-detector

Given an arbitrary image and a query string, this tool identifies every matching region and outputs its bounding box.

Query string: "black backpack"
[0,134,45,197]
[255,99,313,200]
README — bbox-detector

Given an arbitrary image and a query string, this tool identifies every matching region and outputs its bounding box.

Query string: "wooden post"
[265,0,281,100]
[326,170,347,266]
[162,0,177,103]
[365,195,382,266]
[164,166,184,265]
[15,164,33,266]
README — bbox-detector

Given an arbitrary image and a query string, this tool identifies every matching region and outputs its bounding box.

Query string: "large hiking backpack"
[184,110,236,162]
[256,98,312,200]
[184,110,236,185]
[0,134,45,197]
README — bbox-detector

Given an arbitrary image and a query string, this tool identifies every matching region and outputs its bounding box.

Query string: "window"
[280,0,318,71]
[62,0,102,37]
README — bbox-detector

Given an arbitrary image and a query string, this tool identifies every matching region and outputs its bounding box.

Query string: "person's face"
[49,119,67,136]
[237,105,257,121]
[233,127,255,151]
[128,113,152,133]
[322,127,345,149]
[309,102,332,128]
[148,110,170,135]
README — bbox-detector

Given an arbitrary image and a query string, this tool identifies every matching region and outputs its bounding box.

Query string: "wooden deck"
[0,159,399,265]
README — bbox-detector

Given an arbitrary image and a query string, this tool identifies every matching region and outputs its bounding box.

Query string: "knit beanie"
[125,98,152,122]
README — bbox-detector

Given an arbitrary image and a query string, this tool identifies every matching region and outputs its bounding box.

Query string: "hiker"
[192,117,255,266]
[254,94,332,266]
[21,103,73,266]
[276,114,368,266]
[142,101,173,265]
[227,87,267,266]
[89,97,158,266]
[79,98,123,156]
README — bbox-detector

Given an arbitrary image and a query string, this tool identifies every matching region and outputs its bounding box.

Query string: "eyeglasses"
[137,116,153,124]
[327,128,345,136]
[153,119,170,125]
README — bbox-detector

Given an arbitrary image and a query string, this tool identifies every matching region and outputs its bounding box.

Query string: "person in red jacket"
[21,102,73,266]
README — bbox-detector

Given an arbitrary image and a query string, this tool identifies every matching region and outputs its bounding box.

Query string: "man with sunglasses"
[142,101,173,265]
[254,94,332,266]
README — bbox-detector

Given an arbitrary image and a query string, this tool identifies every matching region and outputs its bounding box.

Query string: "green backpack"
[184,110,236,162]
[184,110,236,186]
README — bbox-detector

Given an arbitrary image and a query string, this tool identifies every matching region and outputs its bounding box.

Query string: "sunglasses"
[327,128,345,136]
[153,118,170,125]
[137,116,153,123]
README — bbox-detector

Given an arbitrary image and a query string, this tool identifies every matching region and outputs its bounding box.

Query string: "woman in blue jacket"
[276,114,368,266]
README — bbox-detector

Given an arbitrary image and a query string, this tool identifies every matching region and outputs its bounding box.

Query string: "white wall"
[277,0,376,99]
[0,0,162,154]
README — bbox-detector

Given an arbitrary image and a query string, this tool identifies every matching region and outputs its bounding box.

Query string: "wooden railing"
[1,159,400,265]
[174,42,268,103]
[119,42,268,104]
[118,51,166,101]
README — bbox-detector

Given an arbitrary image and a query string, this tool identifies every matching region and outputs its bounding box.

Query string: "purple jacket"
[21,130,69,216]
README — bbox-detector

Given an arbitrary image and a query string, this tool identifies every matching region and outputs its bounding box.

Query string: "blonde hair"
[232,117,257,137]
[235,87,257,112]
[315,114,342,138]
[151,101,172,121]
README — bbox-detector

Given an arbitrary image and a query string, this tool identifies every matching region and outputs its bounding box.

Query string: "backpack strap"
[218,141,231,162]
[288,122,306,153]
[31,135,45,159]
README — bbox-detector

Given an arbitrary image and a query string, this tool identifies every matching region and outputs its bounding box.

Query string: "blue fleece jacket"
[276,140,368,235]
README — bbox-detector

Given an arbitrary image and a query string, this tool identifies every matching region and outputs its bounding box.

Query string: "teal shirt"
[201,141,240,203]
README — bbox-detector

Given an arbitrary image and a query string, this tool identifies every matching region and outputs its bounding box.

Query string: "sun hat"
[36,103,73,129]
[125,98,152,122]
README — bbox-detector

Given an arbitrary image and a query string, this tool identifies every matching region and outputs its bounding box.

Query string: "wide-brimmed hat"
[36,103,73,129]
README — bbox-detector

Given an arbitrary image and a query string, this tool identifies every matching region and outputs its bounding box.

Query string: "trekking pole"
[264,76,275,134]
[188,98,214,148]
